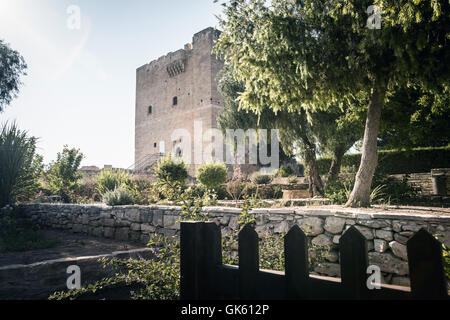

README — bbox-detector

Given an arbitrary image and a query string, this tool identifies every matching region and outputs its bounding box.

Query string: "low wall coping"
[20,203,450,223]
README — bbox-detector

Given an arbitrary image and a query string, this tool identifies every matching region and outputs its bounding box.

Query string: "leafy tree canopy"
[45,146,84,202]
[214,0,449,206]
[0,40,27,112]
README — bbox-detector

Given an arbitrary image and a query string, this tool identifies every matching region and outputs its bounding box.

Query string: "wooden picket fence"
[180,221,449,300]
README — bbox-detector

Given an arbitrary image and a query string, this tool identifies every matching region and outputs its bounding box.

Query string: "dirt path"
[0,229,146,267]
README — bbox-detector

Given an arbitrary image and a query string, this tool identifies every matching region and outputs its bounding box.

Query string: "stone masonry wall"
[21,204,450,288]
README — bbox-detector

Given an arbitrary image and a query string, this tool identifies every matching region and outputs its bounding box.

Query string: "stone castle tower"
[135,27,225,175]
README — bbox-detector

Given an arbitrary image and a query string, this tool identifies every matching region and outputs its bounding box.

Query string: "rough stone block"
[402,224,426,232]
[125,209,141,223]
[92,227,103,237]
[229,217,239,230]
[312,234,332,247]
[103,219,115,227]
[153,210,164,227]
[130,231,141,242]
[140,211,153,224]
[115,228,129,241]
[354,225,374,240]
[141,224,156,234]
[81,214,89,225]
[130,223,141,231]
[104,227,115,238]
[274,221,290,234]
[324,217,346,234]
[375,229,393,241]
[332,235,341,244]
[220,216,230,225]
[356,219,391,229]
[164,215,180,229]
[393,233,409,245]
[313,262,341,277]
[389,241,408,261]
[374,239,388,253]
[368,252,409,276]
[325,250,339,263]
[297,217,323,236]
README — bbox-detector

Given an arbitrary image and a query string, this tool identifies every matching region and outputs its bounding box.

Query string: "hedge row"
[316,146,450,175]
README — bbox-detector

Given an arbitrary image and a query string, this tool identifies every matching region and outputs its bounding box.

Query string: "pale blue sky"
[0,0,222,168]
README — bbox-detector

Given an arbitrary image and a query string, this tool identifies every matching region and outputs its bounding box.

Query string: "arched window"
[148,106,152,114]
[173,96,178,106]
[175,147,182,158]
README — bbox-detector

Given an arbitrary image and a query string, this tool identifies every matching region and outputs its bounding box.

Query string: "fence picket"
[180,222,204,300]
[339,226,369,299]
[285,225,309,299]
[180,221,447,301]
[407,228,448,299]
[238,224,259,299]
[202,222,222,299]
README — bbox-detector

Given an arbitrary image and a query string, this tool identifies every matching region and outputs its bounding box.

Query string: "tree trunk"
[302,138,324,197]
[328,143,346,180]
[346,82,387,207]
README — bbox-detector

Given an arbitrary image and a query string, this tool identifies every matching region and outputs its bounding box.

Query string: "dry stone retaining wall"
[21,204,450,287]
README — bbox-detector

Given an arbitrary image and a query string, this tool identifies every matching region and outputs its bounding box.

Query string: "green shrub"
[196,163,228,190]
[45,146,84,203]
[271,185,283,199]
[288,176,298,184]
[102,186,134,206]
[0,122,44,207]
[215,184,229,200]
[128,179,155,205]
[76,178,101,203]
[96,169,131,195]
[155,156,188,184]
[0,207,59,252]
[324,177,354,205]
[277,165,293,177]
[252,174,273,185]
[189,183,229,200]
[371,174,420,205]
[316,146,450,175]
[237,183,283,200]
[324,172,420,205]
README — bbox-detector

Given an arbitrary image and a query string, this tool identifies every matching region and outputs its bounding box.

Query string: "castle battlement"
[137,27,220,74]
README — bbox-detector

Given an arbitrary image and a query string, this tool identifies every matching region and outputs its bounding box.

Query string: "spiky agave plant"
[0,122,43,207]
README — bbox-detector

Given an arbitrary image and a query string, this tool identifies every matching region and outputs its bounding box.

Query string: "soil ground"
[0,229,146,267]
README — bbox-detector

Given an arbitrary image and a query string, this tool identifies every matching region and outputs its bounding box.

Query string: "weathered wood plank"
[407,228,448,299]
[339,226,369,299]
[238,224,259,299]
[284,225,309,299]
[180,221,203,300]
[201,222,222,299]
